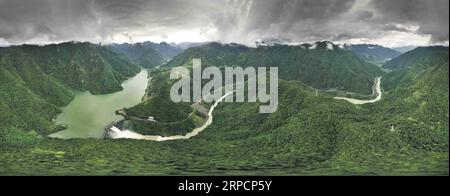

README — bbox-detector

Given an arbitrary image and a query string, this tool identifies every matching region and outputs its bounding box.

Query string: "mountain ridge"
[383,46,449,70]
[163,41,383,95]
[346,44,402,65]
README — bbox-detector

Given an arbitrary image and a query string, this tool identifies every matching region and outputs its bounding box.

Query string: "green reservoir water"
[50,70,149,139]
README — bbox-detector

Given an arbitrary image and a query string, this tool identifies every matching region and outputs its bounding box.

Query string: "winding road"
[334,77,382,105]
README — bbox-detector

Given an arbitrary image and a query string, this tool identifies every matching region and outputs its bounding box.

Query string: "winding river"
[334,77,382,105]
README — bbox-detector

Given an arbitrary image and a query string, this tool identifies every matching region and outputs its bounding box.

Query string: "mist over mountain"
[346,44,402,65]
[140,41,183,61]
[171,42,211,50]
[391,46,418,53]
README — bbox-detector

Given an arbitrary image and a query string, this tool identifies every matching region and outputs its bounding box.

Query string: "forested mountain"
[346,44,402,64]
[383,46,448,70]
[0,42,140,134]
[108,43,165,68]
[164,41,383,95]
[376,46,449,150]
[0,66,65,135]
[141,41,183,60]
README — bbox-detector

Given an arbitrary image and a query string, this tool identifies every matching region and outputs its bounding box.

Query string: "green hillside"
[377,47,449,150]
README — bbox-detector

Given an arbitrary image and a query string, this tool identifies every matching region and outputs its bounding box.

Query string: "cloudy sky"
[0,0,448,47]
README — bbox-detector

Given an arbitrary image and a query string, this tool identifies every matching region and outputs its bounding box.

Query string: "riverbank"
[334,77,382,105]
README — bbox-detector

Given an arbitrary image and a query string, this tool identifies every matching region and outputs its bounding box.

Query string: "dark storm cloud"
[0,0,99,42]
[0,0,448,45]
[370,0,449,42]
[227,0,448,44]
[210,0,359,43]
[244,0,355,31]
[0,0,218,43]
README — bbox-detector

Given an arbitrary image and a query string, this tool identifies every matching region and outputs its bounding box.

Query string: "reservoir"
[49,70,149,139]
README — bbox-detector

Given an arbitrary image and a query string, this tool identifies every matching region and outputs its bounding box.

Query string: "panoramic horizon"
[0,0,449,47]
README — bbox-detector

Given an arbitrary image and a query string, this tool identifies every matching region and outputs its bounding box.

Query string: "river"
[334,77,382,105]
[49,70,150,139]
